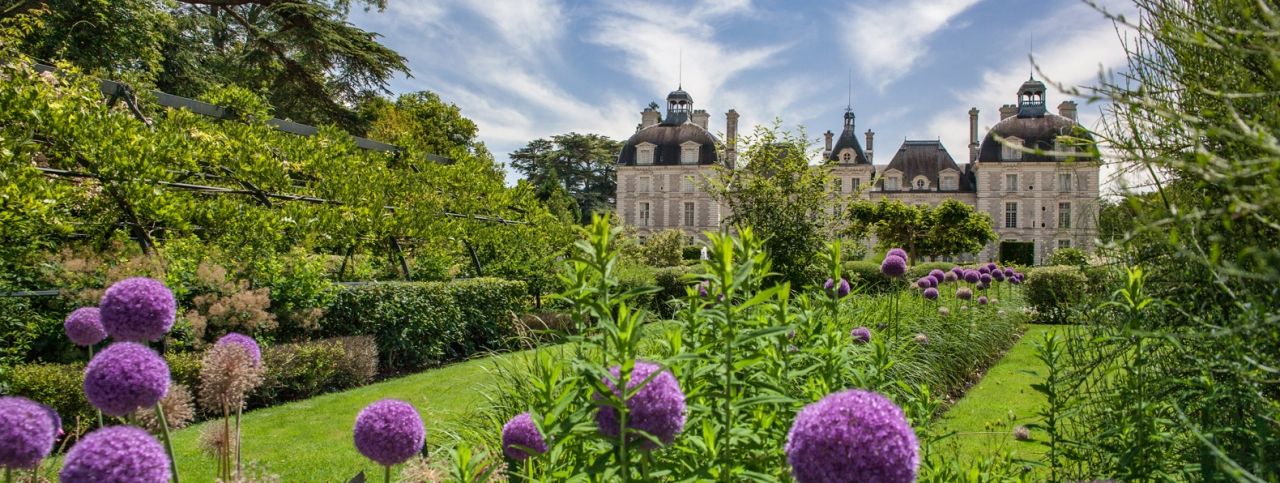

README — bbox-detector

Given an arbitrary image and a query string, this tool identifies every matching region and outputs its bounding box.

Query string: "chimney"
[725,109,739,168]
[692,109,710,129]
[968,107,980,162]
[641,105,660,129]
[823,130,834,158]
[999,104,1018,120]
[1057,101,1078,122]
[864,129,875,163]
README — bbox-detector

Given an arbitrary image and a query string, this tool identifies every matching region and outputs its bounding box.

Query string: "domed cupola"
[1016,77,1048,118]
[664,88,693,125]
[618,87,720,166]
[976,77,1096,162]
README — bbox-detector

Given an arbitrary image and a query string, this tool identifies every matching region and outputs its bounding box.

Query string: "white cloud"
[842,0,983,90]
[460,0,566,58]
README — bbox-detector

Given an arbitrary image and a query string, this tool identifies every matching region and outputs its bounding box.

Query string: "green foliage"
[711,123,833,288]
[906,261,957,281]
[320,279,527,371]
[846,198,996,261]
[681,245,704,261]
[1046,247,1087,268]
[843,260,896,294]
[651,266,696,318]
[1023,266,1086,324]
[253,336,378,408]
[638,229,686,267]
[509,133,622,223]
[1,362,94,436]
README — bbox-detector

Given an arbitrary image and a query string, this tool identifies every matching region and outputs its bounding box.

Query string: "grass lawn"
[931,324,1062,466]
[166,348,532,482]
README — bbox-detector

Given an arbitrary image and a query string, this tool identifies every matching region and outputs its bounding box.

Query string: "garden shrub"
[843,260,894,293]
[165,351,204,393]
[652,266,696,318]
[0,295,76,365]
[639,229,686,267]
[906,261,956,280]
[255,338,347,406]
[1,362,94,436]
[1082,264,1122,298]
[681,245,703,261]
[1047,247,1088,268]
[321,278,527,371]
[1024,265,1087,324]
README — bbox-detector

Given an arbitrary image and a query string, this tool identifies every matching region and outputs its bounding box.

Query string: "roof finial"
[1028,33,1034,80]
[846,68,853,112]
[678,49,683,90]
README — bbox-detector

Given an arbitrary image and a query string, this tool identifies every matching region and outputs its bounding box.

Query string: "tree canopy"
[509,133,621,224]
[845,198,996,262]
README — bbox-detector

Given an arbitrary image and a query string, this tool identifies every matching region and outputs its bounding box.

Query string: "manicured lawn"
[932,324,1061,464]
[167,348,533,482]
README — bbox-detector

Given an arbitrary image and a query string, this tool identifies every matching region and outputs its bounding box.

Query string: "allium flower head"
[937,306,950,317]
[914,333,929,345]
[837,278,851,298]
[502,412,548,460]
[929,269,946,281]
[84,342,170,417]
[987,262,998,271]
[1010,275,1023,285]
[65,307,106,347]
[697,281,709,298]
[963,270,980,284]
[978,266,991,274]
[880,256,907,278]
[943,272,958,283]
[99,277,175,342]
[915,277,931,290]
[353,399,425,466]
[1004,267,1015,277]
[978,296,989,305]
[978,281,990,290]
[886,248,908,260]
[823,278,835,291]
[1013,426,1031,441]
[785,389,919,483]
[850,327,871,344]
[0,397,58,469]
[923,287,939,300]
[596,361,686,450]
[992,270,1006,282]
[215,332,262,366]
[928,275,941,287]
[951,266,964,277]
[956,287,973,300]
[980,273,993,284]
[60,426,170,483]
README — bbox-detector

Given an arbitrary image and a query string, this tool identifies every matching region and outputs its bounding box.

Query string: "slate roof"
[617,123,720,166]
[882,140,973,192]
[827,125,872,164]
[977,113,1095,162]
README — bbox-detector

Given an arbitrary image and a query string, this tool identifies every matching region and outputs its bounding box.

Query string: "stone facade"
[615,78,1100,265]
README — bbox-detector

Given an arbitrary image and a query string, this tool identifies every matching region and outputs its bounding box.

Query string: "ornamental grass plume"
[354,399,425,482]
[963,270,980,284]
[850,327,872,344]
[923,287,939,300]
[84,342,170,417]
[785,389,919,483]
[595,360,686,450]
[501,412,548,460]
[880,256,907,278]
[216,333,262,367]
[0,396,58,471]
[136,384,195,433]
[60,426,170,483]
[64,307,106,347]
[99,277,176,342]
[956,287,973,300]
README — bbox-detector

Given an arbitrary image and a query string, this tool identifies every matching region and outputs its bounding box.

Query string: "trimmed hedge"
[843,261,896,294]
[320,278,527,371]
[1025,265,1088,324]
[2,362,93,436]
[905,261,957,280]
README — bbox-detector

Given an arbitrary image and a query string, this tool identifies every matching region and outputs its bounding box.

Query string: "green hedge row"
[1025,265,1088,324]
[320,278,527,371]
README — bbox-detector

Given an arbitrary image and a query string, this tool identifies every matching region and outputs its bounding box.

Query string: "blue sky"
[350,0,1134,189]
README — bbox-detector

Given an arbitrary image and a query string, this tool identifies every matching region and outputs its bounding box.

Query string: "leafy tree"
[509,133,621,223]
[845,198,995,262]
[361,91,494,165]
[709,123,832,287]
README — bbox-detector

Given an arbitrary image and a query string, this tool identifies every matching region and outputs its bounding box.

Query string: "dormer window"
[1001,136,1023,161]
[680,141,700,164]
[842,152,852,162]
[636,143,656,165]
[884,177,900,191]
[913,176,929,190]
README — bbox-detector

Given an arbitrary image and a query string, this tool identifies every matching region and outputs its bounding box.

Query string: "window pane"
[1058,202,1071,228]
[1005,202,1018,228]
[639,202,650,226]
[1058,173,1072,191]
[1006,174,1018,192]
[683,202,695,226]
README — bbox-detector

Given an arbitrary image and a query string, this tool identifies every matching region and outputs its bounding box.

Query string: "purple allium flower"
[923,288,939,300]
[354,399,425,467]
[980,273,992,284]
[963,270,980,284]
[60,426,170,483]
[83,342,169,417]
[987,262,998,271]
[837,278,850,298]
[951,266,964,277]
[943,272,958,283]
[1004,267,1015,277]
[823,278,835,291]
[915,277,931,289]
[956,287,973,300]
[929,269,946,281]
[64,307,106,347]
[880,256,907,278]
[502,412,548,460]
[787,329,796,340]
[850,327,871,344]
[1013,426,1031,441]
[99,278,175,342]
[596,361,686,450]
[937,306,950,317]
[914,333,929,345]
[697,281,709,298]
[215,332,261,367]
[0,397,58,469]
[978,281,990,290]
[979,296,989,305]
[992,270,1006,282]
[978,266,991,274]
[785,389,919,483]
[886,248,908,260]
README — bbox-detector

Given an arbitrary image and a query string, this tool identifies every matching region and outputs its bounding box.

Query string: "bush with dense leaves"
[843,260,897,294]
[0,362,94,437]
[1047,247,1088,268]
[652,266,697,318]
[1024,265,1087,324]
[321,278,526,371]
[906,261,957,281]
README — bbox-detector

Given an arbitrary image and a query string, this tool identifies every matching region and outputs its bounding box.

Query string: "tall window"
[1002,137,1023,160]
[1058,173,1073,192]
[851,178,861,190]
[940,176,957,191]
[884,177,900,191]
[681,144,699,164]
[681,176,695,193]
[833,178,843,192]
[638,176,651,193]
[1005,174,1018,192]
[1058,202,1071,228]
[637,146,655,165]
[638,202,650,227]
[1005,202,1018,228]
[683,202,695,226]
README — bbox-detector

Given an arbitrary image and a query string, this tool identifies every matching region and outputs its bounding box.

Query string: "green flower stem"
[155,403,180,483]
[5,467,12,483]
[384,465,390,483]
[89,345,104,429]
